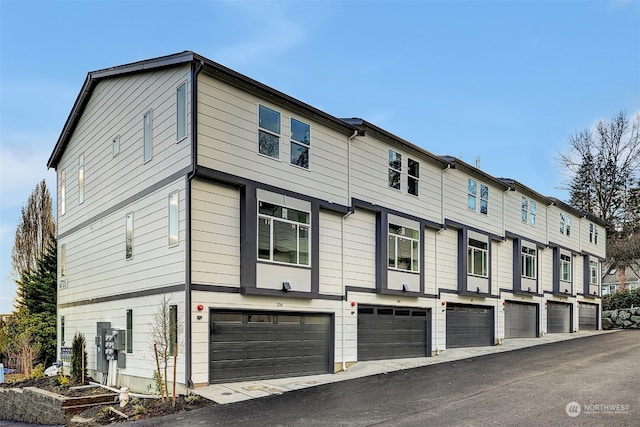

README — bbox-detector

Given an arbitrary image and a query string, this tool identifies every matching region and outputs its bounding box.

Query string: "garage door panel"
[579,303,597,330]
[446,304,493,348]
[357,306,430,361]
[210,311,331,383]
[505,302,537,338]
[547,302,571,333]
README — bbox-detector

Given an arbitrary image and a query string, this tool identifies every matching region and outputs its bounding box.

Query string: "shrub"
[30,363,45,379]
[184,393,200,405]
[602,288,640,311]
[71,332,87,383]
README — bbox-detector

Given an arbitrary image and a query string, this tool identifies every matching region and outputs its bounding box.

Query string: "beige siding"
[495,238,514,292]
[435,228,458,292]
[191,180,240,287]
[57,65,192,236]
[197,75,349,205]
[539,247,554,294]
[344,208,376,288]
[319,211,343,296]
[58,180,185,304]
[441,168,504,236]
[58,291,186,393]
[350,136,441,223]
[424,230,437,295]
[503,190,548,243]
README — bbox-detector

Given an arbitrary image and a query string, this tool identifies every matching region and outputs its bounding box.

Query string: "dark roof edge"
[438,155,510,190]
[341,117,448,167]
[48,51,357,169]
[497,178,553,205]
[547,197,609,227]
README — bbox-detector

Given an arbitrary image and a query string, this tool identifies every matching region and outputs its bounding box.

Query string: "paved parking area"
[194,330,615,404]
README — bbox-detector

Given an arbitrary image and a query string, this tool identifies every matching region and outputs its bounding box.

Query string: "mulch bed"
[1,375,215,424]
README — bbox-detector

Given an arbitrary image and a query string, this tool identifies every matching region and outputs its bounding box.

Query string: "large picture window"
[560,254,571,282]
[521,246,536,279]
[388,224,419,272]
[258,105,280,159]
[468,238,488,277]
[290,118,310,169]
[258,201,310,266]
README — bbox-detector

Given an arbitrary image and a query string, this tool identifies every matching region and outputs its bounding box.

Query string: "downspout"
[185,59,204,389]
[341,129,358,372]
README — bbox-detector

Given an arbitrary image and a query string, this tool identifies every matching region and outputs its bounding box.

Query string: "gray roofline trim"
[341,118,448,168]
[497,178,553,205]
[49,51,358,169]
[439,156,510,191]
[547,197,609,228]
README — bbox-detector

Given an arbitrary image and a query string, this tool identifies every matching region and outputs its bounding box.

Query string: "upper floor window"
[468,179,488,214]
[78,153,84,205]
[590,224,599,244]
[60,169,66,216]
[408,159,419,196]
[60,244,66,277]
[521,246,536,279]
[560,213,571,236]
[521,197,528,223]
[168,192,179,247]
[258,201,309,266]
[529,201,536,226]
[590,260,599,286]
[176,83,187,141]
[290,118,310,169]
[388,150,401,190]
[560,253,571,282]
[258,105,280,159]
[143,111,153,163]
[566,215,571,236]
[388,224,419,272]
[112,136,120,157]
[468,238,488,277]
[560,213,565,234]
[125,212,134,260]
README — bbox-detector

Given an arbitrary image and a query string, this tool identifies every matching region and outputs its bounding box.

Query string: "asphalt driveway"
[125,330,640,426]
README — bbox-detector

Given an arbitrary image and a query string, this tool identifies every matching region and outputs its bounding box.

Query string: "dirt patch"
[1,376,214,424]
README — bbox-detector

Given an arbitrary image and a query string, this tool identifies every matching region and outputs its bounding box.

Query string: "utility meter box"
[107,329,126,351]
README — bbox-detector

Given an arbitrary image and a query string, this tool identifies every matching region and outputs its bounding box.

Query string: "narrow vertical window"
[126,212,133,259]
[590,261,598,286]
[126,309,133,353]
[169,305,178,356]
[61,316,65,345]
[176,83,187,141]
[594,226,598,245]
[290,118,310,169]
[61,244,66,277]
[566,215,571,236]
[388,150,401,190]
[560,213,565,234]
[529,201,536,226]
[169,192,179,247]
[560,254,571,282]
[60,170,66,215]
[480,184,489,215]
[143,111,152,163]
[78,154,84,205]
[258,105,280,158]
[112,136,120,157]
[589,223,593,243]
[408,159,419,196]
[521,197,528,223]
[467,179,477,211]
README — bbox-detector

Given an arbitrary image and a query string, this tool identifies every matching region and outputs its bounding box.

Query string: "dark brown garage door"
[358,306,431,360]
[209,310,332,383]
[578,303,598,331]
[505,302,538,338]
[446,304,493,348]
[547,302,571,333]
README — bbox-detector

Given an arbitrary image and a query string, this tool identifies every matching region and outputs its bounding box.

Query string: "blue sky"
[1,0,639,314]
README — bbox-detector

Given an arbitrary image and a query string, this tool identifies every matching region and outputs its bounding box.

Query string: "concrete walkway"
[193,330,616,405]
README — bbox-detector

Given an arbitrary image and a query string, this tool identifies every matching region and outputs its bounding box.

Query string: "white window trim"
[479,184,488,215]
[176,82,187,142]
[468,238,488,278]
[560,254,571,282]
[257,201,311,267]
[60,244,66,277]
[521,246,536,279]
[521,197,528,223]
[168,191,179,247]
[408,158,419,197]
[590,261,599,286]
[60,169,66,216]
[467,178,477,211]
[125,212,134,260]
[78,153,84,205]
[388,150,402,190]
[290,117,311,170]
[143,110,153,163]
[529,201,536,227]
[388,224,420,273]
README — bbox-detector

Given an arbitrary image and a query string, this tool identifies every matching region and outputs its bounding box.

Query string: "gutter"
[185,59,204,389]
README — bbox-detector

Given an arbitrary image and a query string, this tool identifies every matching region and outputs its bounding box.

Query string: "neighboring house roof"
[602,267,640,285]
[47,51,358,169]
